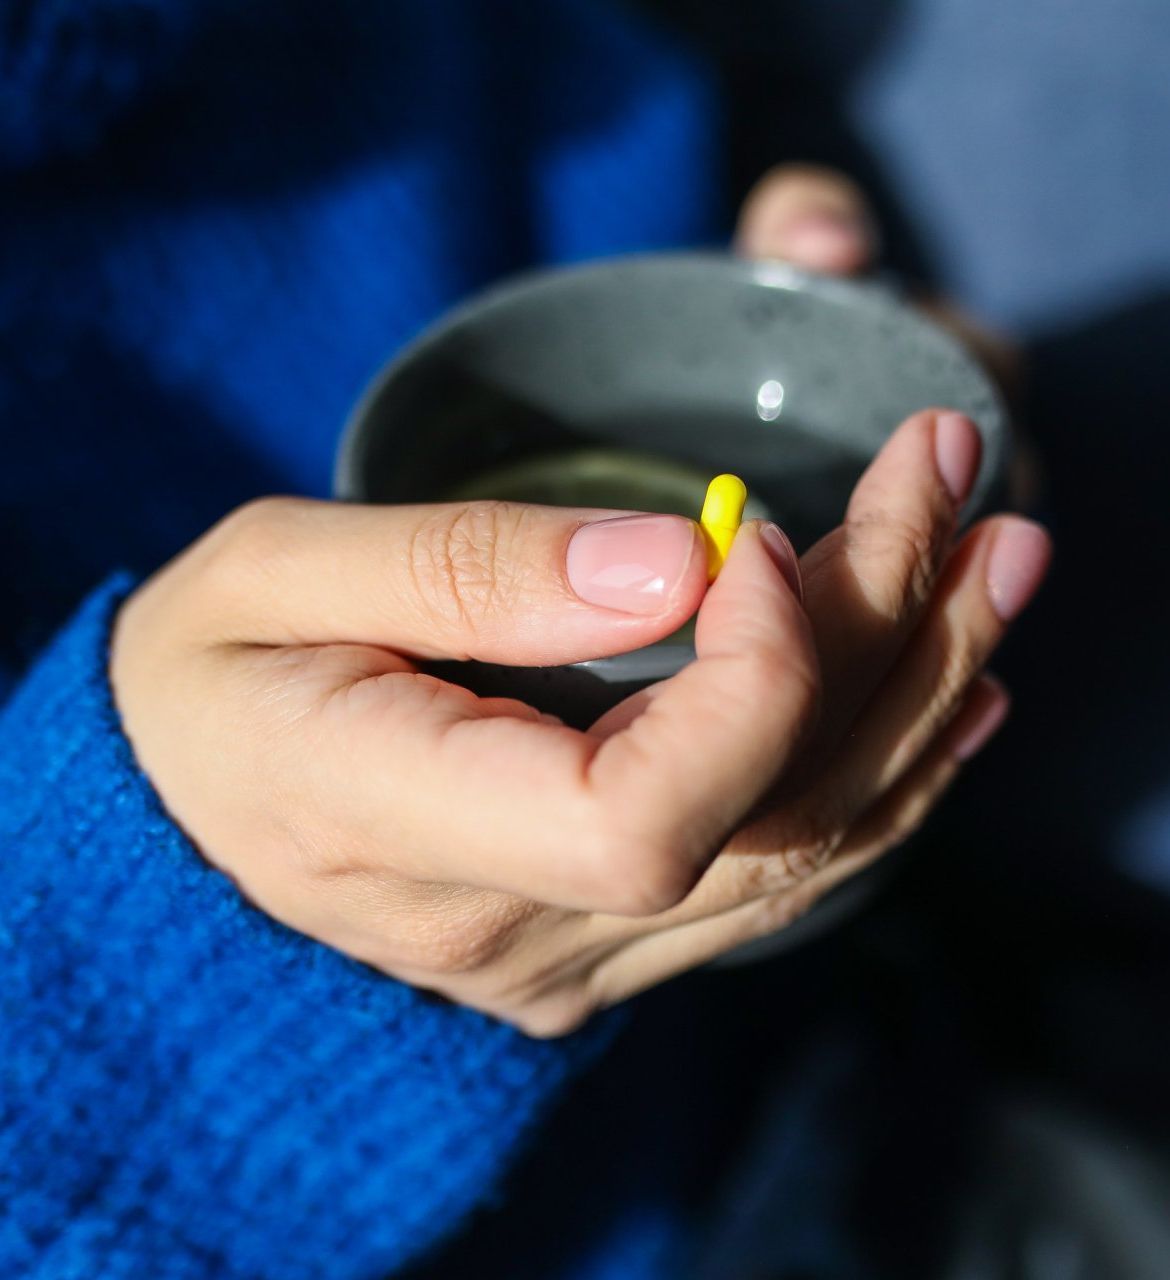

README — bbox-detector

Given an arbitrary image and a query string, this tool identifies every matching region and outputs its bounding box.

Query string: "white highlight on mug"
[756,379,785,422]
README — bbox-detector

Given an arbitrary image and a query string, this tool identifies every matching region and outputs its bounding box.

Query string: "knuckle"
[917,626,985,740]
[751,889,810,937]
[218,496,301,559]
[847,510,943,627]
[508,992,598,1040]
[730,854,775,899]
[781,836,835,882]
[728,804,841,891]
[775,809,841,882]
[586,828,698,917]
[936,651,981,722]
[198,496,305,598]
[404,904,532,979]
[406,927,501,977]
[407,501,527,641]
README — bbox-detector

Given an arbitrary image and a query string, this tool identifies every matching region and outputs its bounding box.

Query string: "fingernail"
[759,522,804,601]
[934,411,981,505]
[953,675,1011,761]
[566,514,696,614]
[986,519,1052,622]
[776,211,868,271]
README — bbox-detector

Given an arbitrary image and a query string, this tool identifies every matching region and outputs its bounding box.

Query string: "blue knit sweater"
[0,4,730,1275]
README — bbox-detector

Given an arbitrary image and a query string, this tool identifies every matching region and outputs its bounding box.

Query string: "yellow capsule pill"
[699,473,748,581]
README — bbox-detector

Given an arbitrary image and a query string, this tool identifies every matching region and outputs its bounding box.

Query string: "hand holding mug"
[112,407,1048,1035]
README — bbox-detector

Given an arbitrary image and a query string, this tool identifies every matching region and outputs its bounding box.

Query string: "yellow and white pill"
[699,473,748,581]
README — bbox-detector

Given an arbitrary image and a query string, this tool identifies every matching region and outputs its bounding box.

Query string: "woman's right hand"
[109,407,1049,1037]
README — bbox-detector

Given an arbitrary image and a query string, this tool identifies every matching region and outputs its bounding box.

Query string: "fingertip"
[952,673,1012,761]
[756,522,804,601]
[934,411,983,507]
[985,516,1053,623]
[855,404,986,515]
[707,519,802,603]
[734,166,878,274]
[694,519,812,664]
[770,213,873,275]
[975,670,1011,703]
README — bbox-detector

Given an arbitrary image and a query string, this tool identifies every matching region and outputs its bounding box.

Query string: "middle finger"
[799,406,982,755]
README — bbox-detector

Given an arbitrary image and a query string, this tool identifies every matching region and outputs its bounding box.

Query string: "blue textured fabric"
[0,3,722,1275]
[0,577,620,1277]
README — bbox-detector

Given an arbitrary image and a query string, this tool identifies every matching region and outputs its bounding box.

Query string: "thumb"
[200,496,708,664]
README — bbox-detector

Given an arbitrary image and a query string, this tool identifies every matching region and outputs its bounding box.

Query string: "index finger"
[386,520,818,916]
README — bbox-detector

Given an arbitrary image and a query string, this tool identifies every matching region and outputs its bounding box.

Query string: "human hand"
[111,406,1049,1036]
[735,164,1022,394]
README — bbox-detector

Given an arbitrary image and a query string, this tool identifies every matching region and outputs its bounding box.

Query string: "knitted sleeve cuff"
[0,576,616,1279]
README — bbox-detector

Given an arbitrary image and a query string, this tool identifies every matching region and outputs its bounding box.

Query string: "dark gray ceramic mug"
[335,252,1010,960]
[336,252,1008,726]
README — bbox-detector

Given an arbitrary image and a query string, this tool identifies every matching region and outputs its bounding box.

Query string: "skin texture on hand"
[111,413,1049,1036]
[110,168,1052,1037]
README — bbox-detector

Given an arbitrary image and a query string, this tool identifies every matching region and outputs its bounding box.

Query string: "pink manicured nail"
[566,514,696,614]
[986,519,1053,621]
[953,675,1011,761]
[759,523,804,601]
[934,411,981,505]
[775,211,868,271]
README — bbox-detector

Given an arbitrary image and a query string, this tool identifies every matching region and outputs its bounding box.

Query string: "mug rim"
[333,250,1009,504]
